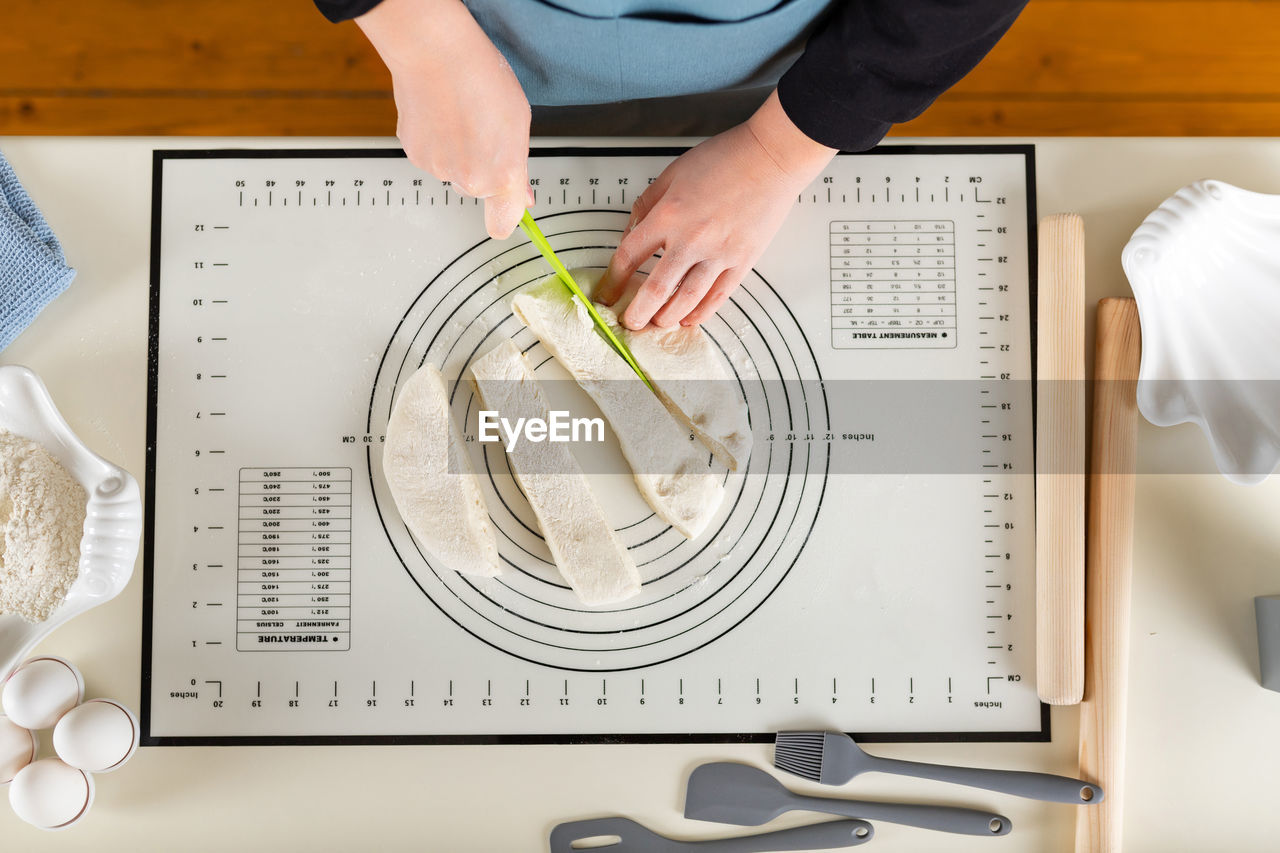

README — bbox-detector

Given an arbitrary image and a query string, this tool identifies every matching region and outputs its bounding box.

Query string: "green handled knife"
[519,210,654,391]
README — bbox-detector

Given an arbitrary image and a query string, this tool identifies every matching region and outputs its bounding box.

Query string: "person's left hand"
[596,91,836,329]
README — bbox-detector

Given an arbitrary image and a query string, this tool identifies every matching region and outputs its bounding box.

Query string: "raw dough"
[382,363,500,578]
[511,276,725,539]
[470,340,640,605]
[581,275,751,471]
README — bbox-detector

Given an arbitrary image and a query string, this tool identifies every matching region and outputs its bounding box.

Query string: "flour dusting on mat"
[0,430,86,622]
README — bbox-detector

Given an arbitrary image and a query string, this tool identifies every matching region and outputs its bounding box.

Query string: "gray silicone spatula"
[549,816,873,853]
[775,731,1104,805]
[684,763,1011,837]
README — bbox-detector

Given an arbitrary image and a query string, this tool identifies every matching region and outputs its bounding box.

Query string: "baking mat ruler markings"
[145,146,1041,744]
[232,174,644,212]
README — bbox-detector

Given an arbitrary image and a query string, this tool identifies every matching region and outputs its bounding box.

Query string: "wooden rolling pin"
[1075,298,1142,853]
[1036,214,1087,705]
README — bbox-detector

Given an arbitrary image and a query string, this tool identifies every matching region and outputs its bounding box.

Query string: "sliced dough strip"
[470,340,641,605]
[591,296,752,472]
[511,277,725,539]
[382,363,500,577]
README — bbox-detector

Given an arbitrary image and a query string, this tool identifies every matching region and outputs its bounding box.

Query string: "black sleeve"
[313,0,382,23]
[777,0,1029,151]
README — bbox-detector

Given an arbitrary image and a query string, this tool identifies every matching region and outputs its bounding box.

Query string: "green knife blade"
[519,211,655,392]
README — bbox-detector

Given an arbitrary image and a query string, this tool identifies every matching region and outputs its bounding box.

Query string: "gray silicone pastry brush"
[774,731,1104,805]
[549,816,873,853]
[684,763,1011,837]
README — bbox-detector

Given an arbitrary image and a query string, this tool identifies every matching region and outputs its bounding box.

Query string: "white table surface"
[1,137,1278,851]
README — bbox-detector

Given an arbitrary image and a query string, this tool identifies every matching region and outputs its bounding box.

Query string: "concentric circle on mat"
[368,210,828,670]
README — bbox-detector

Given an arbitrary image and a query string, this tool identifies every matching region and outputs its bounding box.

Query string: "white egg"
[8,758,94,830]
[1,714,37,784]
[1,657,84,731]
[53,699,139,773]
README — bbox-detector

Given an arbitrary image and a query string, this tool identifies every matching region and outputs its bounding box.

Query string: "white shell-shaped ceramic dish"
[0,366,142,679]
[1123,179,1280,485]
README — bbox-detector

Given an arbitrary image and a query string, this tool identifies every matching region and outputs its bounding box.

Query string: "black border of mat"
[141,143,1045,747]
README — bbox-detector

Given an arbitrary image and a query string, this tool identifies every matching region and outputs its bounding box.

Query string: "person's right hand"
[357,0,532,238]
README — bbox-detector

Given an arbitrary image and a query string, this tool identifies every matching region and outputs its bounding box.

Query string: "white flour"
[0,430,87,622]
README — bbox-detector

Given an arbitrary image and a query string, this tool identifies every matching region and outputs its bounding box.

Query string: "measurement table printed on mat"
[831,220,958,349]
[143,144,1043,745]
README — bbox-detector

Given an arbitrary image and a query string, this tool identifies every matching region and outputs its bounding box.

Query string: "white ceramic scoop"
[0,366,142,680]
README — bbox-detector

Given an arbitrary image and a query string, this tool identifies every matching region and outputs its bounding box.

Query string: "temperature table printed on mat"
[144,145,1041,745]
[236,467,351,652]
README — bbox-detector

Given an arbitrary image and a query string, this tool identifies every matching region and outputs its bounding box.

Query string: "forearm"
[745,91,838,187]
[355,0,481,74]
[342,0,530,237]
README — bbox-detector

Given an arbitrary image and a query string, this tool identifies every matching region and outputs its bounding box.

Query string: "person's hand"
[596,91,837,329]
[357,0,532,238]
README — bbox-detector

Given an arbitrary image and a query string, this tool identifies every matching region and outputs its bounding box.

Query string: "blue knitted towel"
[0,152,76,352]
